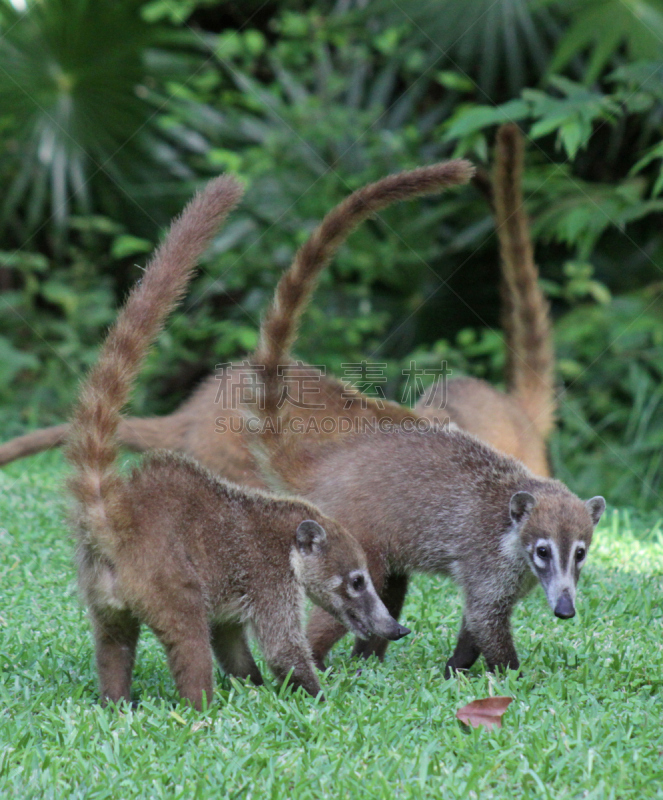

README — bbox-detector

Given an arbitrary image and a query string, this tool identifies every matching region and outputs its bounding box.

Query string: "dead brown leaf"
[456,696,513,730]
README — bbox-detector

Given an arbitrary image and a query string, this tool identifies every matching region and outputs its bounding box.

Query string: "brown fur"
[66,175,406,709]
[240,143,600,674]
[246,403,604,675]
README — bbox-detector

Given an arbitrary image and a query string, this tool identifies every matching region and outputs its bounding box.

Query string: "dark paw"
[486,661,521,677]
[444,660,467,680]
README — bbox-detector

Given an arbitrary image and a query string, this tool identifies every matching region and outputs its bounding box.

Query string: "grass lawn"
[1,452,662,799]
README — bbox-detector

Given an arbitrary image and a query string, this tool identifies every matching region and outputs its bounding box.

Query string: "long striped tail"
[254,160,475,415]
[493,125,555,438]
[65,175,243,555]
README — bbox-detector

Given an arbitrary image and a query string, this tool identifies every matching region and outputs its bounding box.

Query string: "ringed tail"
[65,175,244,551]
[493,124,555,438]
[254,159,475,415]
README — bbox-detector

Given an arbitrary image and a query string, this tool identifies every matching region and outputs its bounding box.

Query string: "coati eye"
[575,546,586,562]
[351,574,365,592]
[536,545,549,559]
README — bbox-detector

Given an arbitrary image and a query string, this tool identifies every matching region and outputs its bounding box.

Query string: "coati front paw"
[313,654,327,672]
[486,657,520,676]
[444,659,471,680]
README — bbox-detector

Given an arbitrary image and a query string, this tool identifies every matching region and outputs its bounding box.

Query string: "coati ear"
[586,496,606,526]
[296,520,327,556]
[509,491,537,526]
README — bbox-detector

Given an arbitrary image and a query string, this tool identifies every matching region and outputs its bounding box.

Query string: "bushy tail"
[65,175,243,554]
[254,160,475,413]
[493,125,555,438]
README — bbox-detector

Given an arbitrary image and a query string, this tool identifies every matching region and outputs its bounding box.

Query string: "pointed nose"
[554,592,575,619]
[381,619,411,641]
[395,625,411,640]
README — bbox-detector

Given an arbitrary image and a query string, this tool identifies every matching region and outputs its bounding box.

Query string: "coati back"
[416,124,554,475]
[65,175,407,709]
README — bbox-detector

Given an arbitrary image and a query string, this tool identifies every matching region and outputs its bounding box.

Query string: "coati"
[258,423,605,677]
[65,174,408,710]
[415,124,554,476]
[0,130,552,479]
[240,146,605,677]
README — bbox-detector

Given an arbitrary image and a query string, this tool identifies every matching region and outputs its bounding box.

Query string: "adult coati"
[0,132,552,478]
[66,175,407,710]
[242,146,605,677]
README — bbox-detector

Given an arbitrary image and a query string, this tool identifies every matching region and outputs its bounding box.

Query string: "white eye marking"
[348,571,367,595]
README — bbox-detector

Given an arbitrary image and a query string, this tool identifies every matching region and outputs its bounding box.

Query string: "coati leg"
[351,572,409,661]
[158,621,214,710]
[461,600,519,674]
[307,610,348,671]
[444,615,481,678]
[146,587,215,710]
[210,621,263,686]
[252,618,322,699]
[92,609,141,706]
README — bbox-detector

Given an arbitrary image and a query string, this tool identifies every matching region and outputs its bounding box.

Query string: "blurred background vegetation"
[2,0,663,508]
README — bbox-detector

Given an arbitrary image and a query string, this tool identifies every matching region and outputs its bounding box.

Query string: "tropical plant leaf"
[630,140,663,197]
[375,0,556,94]
[551,0,663,83]
[0,0,209,247]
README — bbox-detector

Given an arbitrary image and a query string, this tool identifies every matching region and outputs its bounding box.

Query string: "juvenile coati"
[0,132,552,478]
[242,154,605,676]
[66,174,408,710]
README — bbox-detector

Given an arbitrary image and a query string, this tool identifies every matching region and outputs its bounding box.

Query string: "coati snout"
[511,491,606,621]
[294,520,410,643]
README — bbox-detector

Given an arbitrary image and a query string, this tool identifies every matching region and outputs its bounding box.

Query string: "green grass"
[1,453,663,799]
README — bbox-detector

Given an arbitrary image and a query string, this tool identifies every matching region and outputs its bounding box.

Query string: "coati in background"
[243,169,606,675]
[0,128,552,479]
[416,124,554,476]
[66,175,408,710]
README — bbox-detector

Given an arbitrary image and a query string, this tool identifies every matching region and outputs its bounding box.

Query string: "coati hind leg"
[147,588,215,710]
[210,621,263,686]
[351,572,409,661]
[91,608,141,706]
[444,614,481,679]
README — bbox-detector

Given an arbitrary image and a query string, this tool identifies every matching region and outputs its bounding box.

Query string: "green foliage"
[552,291,663,507]
[2,0,663,506]
[1,456,663,798]
[550,0,663,83]
[0,0,212,247]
